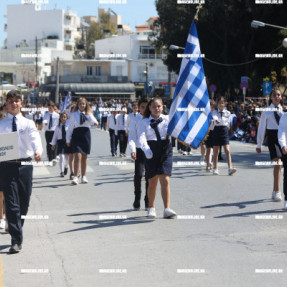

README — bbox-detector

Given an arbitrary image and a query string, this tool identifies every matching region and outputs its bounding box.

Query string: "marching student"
[128,98,149,210]
[212,96,236,176]
[0,90,43,253]
[43,101,59,164]
[205,102,215,171]
[278,108,287,210]
[0,107,7,230]
[126,102,139,134]
[51,112,72,177]
[107,110,118,156]
[66,97,98,185]
[257,88,283,202]
[138,97,176,219]
[116,107,128,157]
[33,110,43,131]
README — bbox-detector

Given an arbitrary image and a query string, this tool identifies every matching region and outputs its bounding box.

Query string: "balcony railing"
[138,54,167,60]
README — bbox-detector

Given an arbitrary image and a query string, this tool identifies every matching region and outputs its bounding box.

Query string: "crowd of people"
[0,89,287,254]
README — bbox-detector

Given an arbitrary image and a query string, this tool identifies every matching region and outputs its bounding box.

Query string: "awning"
[40,83,135,95]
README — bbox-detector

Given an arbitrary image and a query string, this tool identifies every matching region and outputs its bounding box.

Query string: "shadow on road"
[201,199,269,210]
[214,209,285,218]
[60,209,152,234]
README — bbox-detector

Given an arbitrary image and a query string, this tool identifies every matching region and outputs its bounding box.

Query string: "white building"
[42,59,135,101]
[5,3,81,51]
[94,30,177,97]
[0,2,79,87]
[0,46,73,85]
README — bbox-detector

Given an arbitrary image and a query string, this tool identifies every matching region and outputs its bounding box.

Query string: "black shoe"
[133,198,140,210]
[60,172,64,177]
[112,153,115,157]
[70,172,74,180]
[64,168,68,175]
[9,244,22,254]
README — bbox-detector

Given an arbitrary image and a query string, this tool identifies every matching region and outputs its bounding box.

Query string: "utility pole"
[145,62,148,97]
[55,57,60,104]
[35,36,38,84]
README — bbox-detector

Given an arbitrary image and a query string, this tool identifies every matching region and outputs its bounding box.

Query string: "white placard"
[0,132,20,162]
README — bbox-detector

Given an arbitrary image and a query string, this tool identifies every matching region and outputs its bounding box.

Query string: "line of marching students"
[3,89,287,254]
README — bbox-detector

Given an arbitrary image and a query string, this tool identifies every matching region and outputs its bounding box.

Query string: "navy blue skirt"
[57,139,72,155]
[71,127,91,154]
[205,130,214,148]
[145,140,173,179]
[267,129,282,160]
[213,126,229,146]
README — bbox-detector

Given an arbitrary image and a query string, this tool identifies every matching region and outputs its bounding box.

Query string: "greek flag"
[168,21,212,149]
[59,96,64,112]
[62,91,71,112]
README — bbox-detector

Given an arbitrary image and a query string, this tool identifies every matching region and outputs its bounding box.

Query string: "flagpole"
[194,4,203,21]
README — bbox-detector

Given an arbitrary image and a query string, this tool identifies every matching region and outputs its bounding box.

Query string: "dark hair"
[138,98,148,107]
[48,100,55,107]
[215,96,226,108]
[143,97,163,118]
[6,90,22,101]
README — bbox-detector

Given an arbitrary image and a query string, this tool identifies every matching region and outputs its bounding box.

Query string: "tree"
[155,0,287,99]
[87,22,105,55]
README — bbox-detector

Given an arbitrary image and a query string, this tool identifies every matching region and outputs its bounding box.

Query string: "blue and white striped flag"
[62,91,71,112]
[168,21,212,149]
[59,96,64,112]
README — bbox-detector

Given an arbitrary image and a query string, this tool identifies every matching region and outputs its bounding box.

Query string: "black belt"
[4,157,32,163]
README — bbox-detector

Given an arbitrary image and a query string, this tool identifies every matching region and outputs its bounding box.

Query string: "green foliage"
[263,77,270,82]
[155,0,287,98]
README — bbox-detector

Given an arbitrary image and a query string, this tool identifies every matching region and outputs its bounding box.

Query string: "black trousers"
[45,130,56,161]
[118,130,127,154]
[134,148,148,202]
[109,129,118,154]
[282,154,287,200]
[0,161,33,245]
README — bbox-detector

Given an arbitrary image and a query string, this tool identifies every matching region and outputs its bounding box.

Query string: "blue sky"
[0,0,158,46]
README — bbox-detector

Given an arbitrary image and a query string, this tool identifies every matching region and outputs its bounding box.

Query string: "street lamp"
[251,20,287,49]
[143,63,148,97]
[169,45,185,51]
[251,20,287,31]
[126,58,149,98]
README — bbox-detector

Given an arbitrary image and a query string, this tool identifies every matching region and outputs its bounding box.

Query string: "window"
[139,46,155,59]
[87,66,93,75]
[95,66,101,76]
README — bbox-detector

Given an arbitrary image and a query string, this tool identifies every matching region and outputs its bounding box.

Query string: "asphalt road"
[1,127,287,287]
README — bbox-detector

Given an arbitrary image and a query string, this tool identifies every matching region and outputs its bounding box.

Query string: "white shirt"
[126,112,138,133]
[278,113,287,148]
[138,114,169,158]
[257,103,283,149]
[66,110,98,143]
[212,109,231,127]
[107,114,117,131]
[128,113,143,153]
[116,113,128,131]
[43,111,60,131]
[50,122,69,145]
[0,113,43,158]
